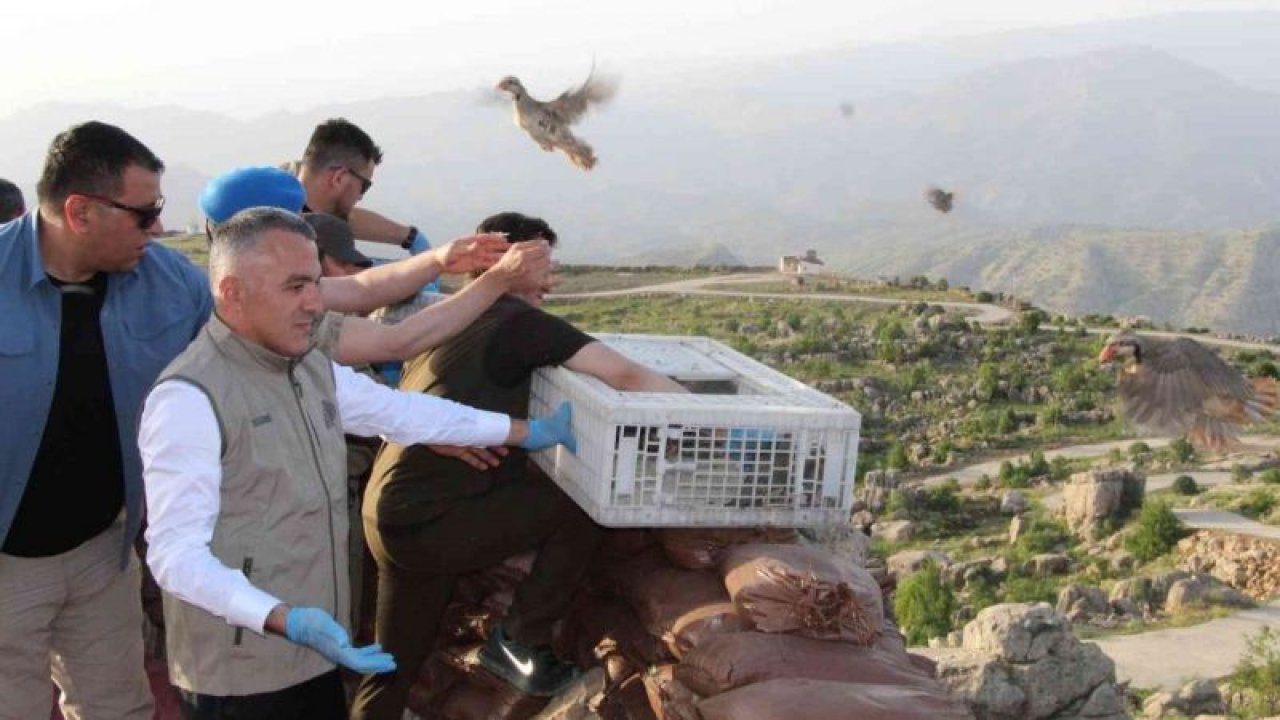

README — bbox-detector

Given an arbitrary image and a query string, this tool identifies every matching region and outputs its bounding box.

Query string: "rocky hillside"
[832,224,1280,337]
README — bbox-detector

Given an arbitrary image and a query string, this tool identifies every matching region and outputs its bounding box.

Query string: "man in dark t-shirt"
[351,213,686,720]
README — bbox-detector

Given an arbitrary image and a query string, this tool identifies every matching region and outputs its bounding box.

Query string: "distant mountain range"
[3,11,1279,333]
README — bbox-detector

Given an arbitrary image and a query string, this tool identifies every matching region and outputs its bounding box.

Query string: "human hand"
[428,444,508,470]
[284,607,396,674]
[433,233,511,274]
[520,401,577,453]
[488,239,552,293]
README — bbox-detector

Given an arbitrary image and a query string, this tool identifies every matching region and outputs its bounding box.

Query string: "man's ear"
[62,195,93,233]
[217,274,244,310]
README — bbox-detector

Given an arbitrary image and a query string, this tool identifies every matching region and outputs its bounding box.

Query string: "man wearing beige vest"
[138,207,577,719]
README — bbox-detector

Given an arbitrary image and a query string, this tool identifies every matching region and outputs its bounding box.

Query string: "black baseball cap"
[304,212,372,268]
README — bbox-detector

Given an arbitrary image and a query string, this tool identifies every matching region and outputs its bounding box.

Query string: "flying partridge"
[926,187,954,213]
[495,69,617,171]
[1099,331,1280,449]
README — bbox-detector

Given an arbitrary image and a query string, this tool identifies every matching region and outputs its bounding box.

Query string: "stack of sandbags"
[403,527,971,720]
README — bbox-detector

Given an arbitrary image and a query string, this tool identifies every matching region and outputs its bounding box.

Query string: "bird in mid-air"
[839,102,855,120]
[926,187,954,213]
[1098,330,1280,449]
[495,67,618,171]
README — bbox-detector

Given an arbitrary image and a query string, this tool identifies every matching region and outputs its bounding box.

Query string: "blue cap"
[199,165,306,224]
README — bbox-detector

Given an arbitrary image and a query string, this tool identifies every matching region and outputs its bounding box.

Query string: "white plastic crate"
[528,334,862,528]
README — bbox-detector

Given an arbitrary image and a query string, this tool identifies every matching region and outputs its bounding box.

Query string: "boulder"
[1142,678,1225,718]
[1027,553,1072,578]
[1000,492,1029,516]
[1062,468,1145,539]
[889,549,952,578]
[808,523,871,569]
[1008,515,1027,545]
[1109,577,1155,615]
[1164,575,1255,614]
[933,603,1128,720]
[1056,585,1110,623]
[961,603,1073,663]
[874,520,921,544]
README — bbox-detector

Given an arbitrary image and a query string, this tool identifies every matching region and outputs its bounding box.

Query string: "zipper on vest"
[289,365,341,616]
[233,557,254,646]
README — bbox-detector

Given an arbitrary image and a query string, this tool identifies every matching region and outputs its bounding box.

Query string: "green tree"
[1233,464,1254,483]
[1124,501,1187,563]
[1169,437,1196,465]
[894,561,956,645]
[1259,469,1280,485]
[1018,309,1046,335]
[1172,475,1200,495]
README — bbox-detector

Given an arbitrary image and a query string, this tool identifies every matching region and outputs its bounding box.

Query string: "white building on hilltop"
[779,249,826,275]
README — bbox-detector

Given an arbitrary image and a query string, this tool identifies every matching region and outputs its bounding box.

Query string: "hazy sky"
[5,0,1278,117]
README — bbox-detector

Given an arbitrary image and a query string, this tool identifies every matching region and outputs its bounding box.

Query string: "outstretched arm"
[346,206,414,246]
[317,233,515,314]
[330,240,551,364]
[564,341,688,392]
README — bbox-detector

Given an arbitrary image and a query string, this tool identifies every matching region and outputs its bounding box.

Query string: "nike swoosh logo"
[500,643,535,676]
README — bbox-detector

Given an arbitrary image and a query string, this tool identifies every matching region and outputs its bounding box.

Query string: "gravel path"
[1094,599,1280,691]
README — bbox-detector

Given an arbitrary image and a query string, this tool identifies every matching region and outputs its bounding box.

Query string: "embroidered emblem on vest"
[251,414,272,427]
[322,400,338,429]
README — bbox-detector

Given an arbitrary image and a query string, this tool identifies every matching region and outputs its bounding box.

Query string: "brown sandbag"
[722,543,884,644]
[675,631,941,698]
[872,615,910,662]
[658,528,800,570]
[696,678,975,720]
[624,567,730,638]
[642,665,701,720]
[663,602,753,660]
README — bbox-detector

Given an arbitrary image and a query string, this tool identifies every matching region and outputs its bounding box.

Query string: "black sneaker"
[477,625,581,697]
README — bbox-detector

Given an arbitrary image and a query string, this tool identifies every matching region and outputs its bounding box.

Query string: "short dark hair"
[475,212,558,246]
[35,121,164,211]
[0,178,24,221]
[209,207,316,285]
[301,118,383,173]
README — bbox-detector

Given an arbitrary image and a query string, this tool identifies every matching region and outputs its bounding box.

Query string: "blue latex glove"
[285,607,396,674]
[407,228,441,293]
[521,401,577,453]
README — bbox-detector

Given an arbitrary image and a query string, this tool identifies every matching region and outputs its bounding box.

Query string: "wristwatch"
[400,225,419,250]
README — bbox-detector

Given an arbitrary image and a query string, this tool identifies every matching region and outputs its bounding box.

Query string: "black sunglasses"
[78,193,165,229]
[334,166,373,195]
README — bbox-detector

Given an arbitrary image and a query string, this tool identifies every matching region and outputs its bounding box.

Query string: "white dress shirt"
[139,361,511,635]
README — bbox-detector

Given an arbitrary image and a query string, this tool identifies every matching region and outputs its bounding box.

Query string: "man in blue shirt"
[0,121,199,720]
[0,122,552,720]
